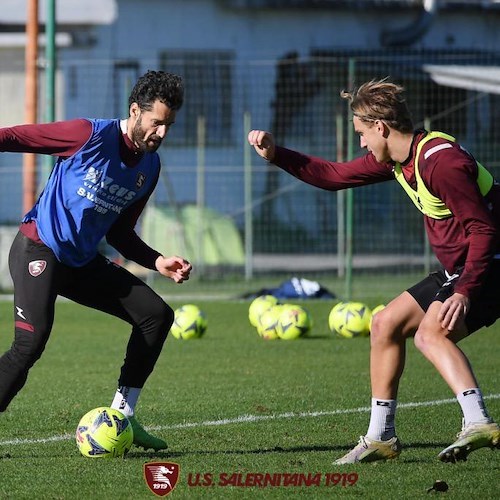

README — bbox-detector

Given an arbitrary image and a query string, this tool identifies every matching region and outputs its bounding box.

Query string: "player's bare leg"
[370,292,423,399]
[335,292,422,464]
[414,301,476,393]
[414,302,499,462]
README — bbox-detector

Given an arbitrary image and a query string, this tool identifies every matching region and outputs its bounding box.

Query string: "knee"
[369,309,397,347]
[11,331,48,368]
[141,299,174,342]
[413,326,435,354]
[161,303,175,332]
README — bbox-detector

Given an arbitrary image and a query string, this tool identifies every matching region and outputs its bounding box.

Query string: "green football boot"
[129,416,168,451]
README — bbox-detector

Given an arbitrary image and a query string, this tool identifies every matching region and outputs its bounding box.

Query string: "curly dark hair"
[128,70,184,111]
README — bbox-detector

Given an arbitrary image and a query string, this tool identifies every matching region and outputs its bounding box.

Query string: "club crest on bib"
[28,260,47,277]
[84,166,103,184]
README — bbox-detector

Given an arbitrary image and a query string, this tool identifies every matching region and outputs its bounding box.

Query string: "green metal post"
[243,112,253,280]
[345,58,356,300]
[45,0,55,123]
[336,111,345,278]
[42,0,56,185]
[196,115,206,275]
[423,117,432,274]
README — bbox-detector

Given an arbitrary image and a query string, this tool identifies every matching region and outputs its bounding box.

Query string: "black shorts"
[407,260,500,334]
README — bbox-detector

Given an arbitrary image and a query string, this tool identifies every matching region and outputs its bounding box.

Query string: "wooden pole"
[23,0,38,214]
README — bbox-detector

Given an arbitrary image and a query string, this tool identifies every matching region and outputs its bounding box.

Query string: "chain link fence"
[1,48,499,298]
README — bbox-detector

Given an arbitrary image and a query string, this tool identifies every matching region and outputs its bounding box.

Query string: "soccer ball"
[276,304,312,340]
[75,407,133,458]
[170,304,207,339]
[257,305,282,340]
[369,304,386,332]
[328,301,372,338]
[248,295,279,327]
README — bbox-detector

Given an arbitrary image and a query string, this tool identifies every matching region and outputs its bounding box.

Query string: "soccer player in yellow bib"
[248,78,500,464]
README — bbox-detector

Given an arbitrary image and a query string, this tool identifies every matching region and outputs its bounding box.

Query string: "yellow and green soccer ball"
[248,295,279,327]
[75,407,133,458]
[257,305,282,340]
[170,304,207,339]
[328,301,372,338]
[276,304,312,340]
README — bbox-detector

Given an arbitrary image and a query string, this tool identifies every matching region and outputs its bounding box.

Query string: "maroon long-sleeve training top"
[272,131,500,300]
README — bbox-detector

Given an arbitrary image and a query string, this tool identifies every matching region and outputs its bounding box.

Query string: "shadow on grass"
[129,440,450,460]
[0,441,451,461]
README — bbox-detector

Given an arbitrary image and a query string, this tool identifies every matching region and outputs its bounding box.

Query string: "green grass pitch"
[0,299,498,499]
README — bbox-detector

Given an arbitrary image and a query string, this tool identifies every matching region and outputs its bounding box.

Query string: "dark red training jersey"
[272,132,500,300]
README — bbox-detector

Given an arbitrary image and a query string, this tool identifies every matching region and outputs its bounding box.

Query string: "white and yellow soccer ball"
[170,304,207,339]
[276,304,312,340]
[328,301,372,338]
[257,305,282,340]
[248,295,279,327]
[75,407,133,458]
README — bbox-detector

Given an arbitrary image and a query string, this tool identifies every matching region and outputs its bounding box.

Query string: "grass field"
[0,297,498,499]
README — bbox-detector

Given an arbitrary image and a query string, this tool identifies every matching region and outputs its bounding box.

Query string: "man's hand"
[155,255,192,283]
[247,130,276,162]
[437,292,470,331]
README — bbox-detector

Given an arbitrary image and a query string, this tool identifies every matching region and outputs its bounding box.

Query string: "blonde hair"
[341,78,413,133]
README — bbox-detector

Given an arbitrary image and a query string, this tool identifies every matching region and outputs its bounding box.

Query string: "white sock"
[457,388,491,426]
[110,386,141,417]
[366,398,397,441]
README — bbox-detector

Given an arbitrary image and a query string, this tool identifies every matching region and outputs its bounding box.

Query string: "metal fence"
[1,48,499,298]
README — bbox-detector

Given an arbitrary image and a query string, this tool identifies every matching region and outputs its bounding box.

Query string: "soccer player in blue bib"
[0,70,192,451]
